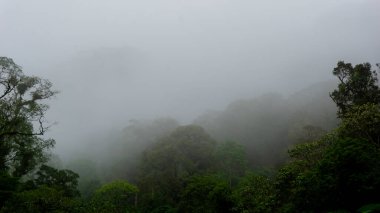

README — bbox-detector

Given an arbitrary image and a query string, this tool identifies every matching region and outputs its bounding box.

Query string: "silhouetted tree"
[330,61,380,118]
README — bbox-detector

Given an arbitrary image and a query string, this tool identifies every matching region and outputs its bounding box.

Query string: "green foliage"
[272,61,380,212]
[149,205,178,213]
[215,141,247,186]
[0,171,18,207]
[95,180,138,194]
[358,203,380,213]
[0,57,57,208]
[179,174,232,213]
[338,103,380,145]
[1,186,83,213]
[287,133,336,168]
[1,165,83,213]
[90,180,138,213]
[274,133,336,208]
[231,172,274,213]
[0,57,57,174]
[2,58,379,212]
[316,138,380,210]
[330,61,380,118]
[138,125,217,207]
[275,137,380,212]
[32,165,80,197]
[274,133,335,212]
[8,133,55,178]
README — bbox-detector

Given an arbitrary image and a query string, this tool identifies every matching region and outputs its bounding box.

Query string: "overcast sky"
[1,0,379,155]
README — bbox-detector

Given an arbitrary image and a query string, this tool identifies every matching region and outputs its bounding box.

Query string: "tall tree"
[0,57,57,207]
[330,61,380,118]
[33,165,80,197]
[89,180,138,213]
[179,174,232,213]
[338,103,380,146]
[215,141,247,187]
[138,125,217,209]
[232,173,274,213]
[0,57,57,174]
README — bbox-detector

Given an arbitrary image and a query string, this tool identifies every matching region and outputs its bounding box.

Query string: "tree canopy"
[0,57,57,175]
[1,58,379,212]
[0,57,81,211]
[330,61,380,118]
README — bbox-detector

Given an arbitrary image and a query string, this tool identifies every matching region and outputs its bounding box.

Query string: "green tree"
[273,134,337,212]
[179,174,232,213]
[315,138,380,211]
[215,141,247,187]
[330,61,380,118]
[288,124,326,144]
[275,125,380,212]
[138,125,217,209]
[337,103,380,146]
[232,173,274,213]
[89,180,138,213]
[273,61,380,212]
[98,117,179,182]
[1,186,83,213]
[31,165,80,198]
[0,57,57,206]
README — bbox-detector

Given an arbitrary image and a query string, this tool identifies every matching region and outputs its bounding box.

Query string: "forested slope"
[1,58,379,212]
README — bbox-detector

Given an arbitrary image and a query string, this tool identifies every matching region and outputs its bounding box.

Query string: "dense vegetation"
[1,57,379,212]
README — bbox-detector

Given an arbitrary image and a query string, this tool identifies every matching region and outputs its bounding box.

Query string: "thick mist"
[1,0,379,158]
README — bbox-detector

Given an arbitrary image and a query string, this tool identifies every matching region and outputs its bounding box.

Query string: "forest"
[1,56,380,212]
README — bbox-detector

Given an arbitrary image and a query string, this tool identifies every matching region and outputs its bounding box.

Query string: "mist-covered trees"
[66,159,100,198]
[2,58,379,212]
[62,64,346,212]
[273,61,380,212]
[86,118,179,183]
[135,125,255,212]
[215,141,247,187]
[72,60,380,212]
[138,125,217,210]
[194,84,338,168]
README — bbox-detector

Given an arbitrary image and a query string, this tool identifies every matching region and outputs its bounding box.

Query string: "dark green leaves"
[330,61,380,118]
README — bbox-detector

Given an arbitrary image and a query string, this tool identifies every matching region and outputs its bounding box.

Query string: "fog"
[1,0,379,157]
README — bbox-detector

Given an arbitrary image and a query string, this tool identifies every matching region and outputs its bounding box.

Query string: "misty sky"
[0,0,379,155]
